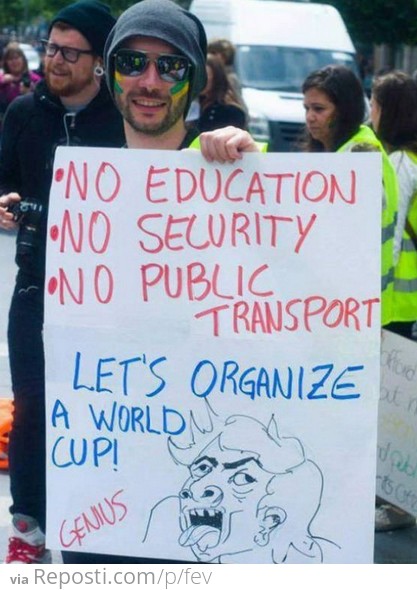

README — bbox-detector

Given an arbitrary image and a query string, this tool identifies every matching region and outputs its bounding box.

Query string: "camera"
[21,72,31,89]
[7,200,44,257]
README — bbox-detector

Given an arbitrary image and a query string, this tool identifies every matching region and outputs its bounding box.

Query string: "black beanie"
[49,0,116,58]
[104,0,207,112]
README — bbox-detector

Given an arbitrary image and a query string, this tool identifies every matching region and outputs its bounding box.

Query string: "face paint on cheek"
[114,70,124,95]
[170,80,189,102]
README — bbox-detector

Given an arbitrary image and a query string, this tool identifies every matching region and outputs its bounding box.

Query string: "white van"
[189,0,358,151]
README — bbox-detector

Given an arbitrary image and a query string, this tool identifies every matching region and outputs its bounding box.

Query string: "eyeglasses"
[114,49,190,83]
[41,39,94,63]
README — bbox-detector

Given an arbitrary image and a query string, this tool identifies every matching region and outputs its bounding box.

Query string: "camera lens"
[14,200,44,258]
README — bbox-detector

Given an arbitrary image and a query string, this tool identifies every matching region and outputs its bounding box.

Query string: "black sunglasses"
[114,49,190,83]
[41,39,94,63]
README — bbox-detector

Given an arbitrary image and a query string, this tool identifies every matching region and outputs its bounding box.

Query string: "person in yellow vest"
[300,64,398,328]
[369,70,417,533]
[371,70,417,341]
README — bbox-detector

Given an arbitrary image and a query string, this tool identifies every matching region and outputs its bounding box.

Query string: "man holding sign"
[42,0,382,565]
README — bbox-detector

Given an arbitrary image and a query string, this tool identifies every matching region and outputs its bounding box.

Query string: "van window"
[236,46,357,92]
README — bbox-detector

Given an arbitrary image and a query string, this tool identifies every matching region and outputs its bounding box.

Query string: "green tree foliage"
[0,0,188,27]
[316,0,417,45]
[5,0,417,46]
[0,0,25,28]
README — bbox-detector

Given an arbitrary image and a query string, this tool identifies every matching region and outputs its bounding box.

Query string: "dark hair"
[207,38,235,67]
[301,64,365,152]
[200,53,242,109]
[3,42,28,75]
[372,70,417,153]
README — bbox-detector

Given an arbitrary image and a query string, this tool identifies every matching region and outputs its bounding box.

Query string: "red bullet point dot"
[50,225,59,241]
[48,277,58,295]
[55,168,64,182]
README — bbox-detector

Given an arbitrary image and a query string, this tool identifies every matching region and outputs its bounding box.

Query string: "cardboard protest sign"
[377,330,417,516]
[45,148,381,563]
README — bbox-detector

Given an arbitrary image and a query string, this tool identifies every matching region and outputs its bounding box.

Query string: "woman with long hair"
[300,64,398,329]
[301,64,369,152]
[198,54,247,133]
[370,70,417,534]
[371,71,417,341]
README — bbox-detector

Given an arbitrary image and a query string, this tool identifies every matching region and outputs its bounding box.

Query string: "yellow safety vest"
[391,150,417,322]
[338,125,398,326]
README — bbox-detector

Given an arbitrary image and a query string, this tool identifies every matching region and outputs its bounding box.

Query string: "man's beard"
[116,89,188,137]
[45,66,95,98]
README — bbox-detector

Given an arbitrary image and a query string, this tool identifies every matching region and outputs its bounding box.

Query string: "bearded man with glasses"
[0,1,124,565]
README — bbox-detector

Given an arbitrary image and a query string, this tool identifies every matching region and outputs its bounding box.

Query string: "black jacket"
[0,80,125,281]
[198,102,246,133]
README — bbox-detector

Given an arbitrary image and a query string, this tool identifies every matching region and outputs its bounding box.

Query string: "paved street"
[0,229,416,564]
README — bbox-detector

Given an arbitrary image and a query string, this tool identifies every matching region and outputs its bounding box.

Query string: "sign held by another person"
[377,330,417,516]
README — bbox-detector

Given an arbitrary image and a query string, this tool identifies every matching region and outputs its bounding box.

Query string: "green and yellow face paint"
[170,80,190,102]
[114,69,124,95]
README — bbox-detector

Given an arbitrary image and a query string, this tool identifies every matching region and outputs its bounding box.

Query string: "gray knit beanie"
[104,0,207,112]
[49,1,116,58]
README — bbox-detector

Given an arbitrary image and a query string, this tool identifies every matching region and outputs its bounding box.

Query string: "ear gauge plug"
[94,64,104,77]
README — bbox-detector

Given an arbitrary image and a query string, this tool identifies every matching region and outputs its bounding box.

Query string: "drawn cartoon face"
[178,437,274,561]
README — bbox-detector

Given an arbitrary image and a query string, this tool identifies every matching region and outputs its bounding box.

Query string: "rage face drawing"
[167,410,333,563]
[178,436,281,559]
